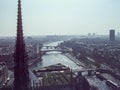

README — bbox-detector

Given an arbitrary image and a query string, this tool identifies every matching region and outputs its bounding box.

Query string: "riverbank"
[63,53,87,69]
[29,56,42,68]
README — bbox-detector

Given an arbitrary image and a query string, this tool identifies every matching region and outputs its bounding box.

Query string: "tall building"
[88,33,91,37]
[93,33,95,36]
[109,29,115,41]
[117,32,120,37]
[14,0,29,90]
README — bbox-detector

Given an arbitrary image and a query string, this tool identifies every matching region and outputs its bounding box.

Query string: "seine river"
[32,41,80,70]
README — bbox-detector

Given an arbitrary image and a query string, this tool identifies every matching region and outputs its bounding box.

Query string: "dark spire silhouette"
[14,0,29,90]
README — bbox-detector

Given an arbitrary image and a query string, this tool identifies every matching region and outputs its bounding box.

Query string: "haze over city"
[1,0,120,90]
[0,0,120,36]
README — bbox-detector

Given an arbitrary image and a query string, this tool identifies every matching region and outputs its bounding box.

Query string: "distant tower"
[93,33,95,36]
[117,32,120,37]
[36,44,40,54]
[14,0,29,90]
[88,33,91,37]
[109,29,115,41]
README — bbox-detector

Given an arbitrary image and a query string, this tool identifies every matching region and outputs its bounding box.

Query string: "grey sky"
[0,0,120,36]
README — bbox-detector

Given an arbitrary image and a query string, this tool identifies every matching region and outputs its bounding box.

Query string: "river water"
[30,41,112,90]
[32,41,81,70]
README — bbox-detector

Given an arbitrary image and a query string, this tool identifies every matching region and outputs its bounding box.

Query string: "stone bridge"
[41,46,71,54]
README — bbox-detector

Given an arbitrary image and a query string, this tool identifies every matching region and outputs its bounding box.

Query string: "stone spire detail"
[14,0,29,90]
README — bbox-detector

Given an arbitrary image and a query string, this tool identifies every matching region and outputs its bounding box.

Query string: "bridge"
[42,46,59,49]
[41,46,72,54]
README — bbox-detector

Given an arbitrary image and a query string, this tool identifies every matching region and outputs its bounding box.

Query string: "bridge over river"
[31,41,81,70]
[41,46,71,54]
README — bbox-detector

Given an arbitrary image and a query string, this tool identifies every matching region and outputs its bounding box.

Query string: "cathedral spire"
[14,0,29,90]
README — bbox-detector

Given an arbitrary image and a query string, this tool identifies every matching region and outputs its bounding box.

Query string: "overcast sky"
[0,0,120,36]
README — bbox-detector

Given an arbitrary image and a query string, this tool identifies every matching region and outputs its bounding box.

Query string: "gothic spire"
[14,0,29,90]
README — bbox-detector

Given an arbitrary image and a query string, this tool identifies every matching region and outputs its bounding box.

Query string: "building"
[88,33,91,37]
[117,32,120,37]
[32,63,90,90]
[109,29,115,41]
[14,0,30,90]
[0,62,8,88]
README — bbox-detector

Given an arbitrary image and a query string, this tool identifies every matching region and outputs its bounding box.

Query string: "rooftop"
[33,63,73,86]
[0,62,6,70]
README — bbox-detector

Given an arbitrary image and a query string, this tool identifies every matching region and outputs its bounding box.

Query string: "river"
[30,41,111,90]
[31,41,81,70]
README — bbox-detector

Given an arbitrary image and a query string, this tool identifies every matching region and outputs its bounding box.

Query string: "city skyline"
[0,0,120,36]
[0,0,120,89]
